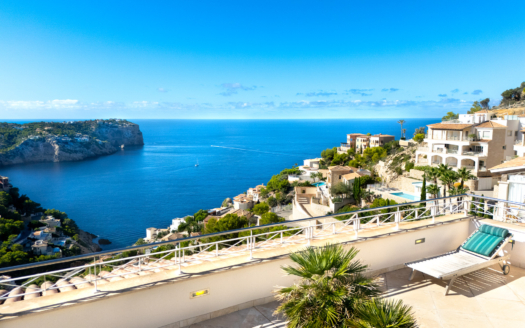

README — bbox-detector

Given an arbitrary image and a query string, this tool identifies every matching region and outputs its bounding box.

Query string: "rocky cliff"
[374,145,417,185]
[0,122,144,166]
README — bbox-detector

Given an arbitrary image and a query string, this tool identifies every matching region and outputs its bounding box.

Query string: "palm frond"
[347,298,417,328]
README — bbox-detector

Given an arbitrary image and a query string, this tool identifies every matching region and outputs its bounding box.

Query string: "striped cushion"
[462,232,503,257]
[479,225,509,238]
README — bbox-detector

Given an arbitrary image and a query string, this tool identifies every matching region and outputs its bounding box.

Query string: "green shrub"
[405,162,415,172]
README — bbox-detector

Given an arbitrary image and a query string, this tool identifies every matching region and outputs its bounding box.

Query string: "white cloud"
[0,99,80,110]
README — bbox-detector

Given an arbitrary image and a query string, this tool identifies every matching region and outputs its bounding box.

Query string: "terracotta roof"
[489,157,525,172]
[474,110,490,114]
[329,165,352,172]
[476,121,506,128]
[356,136,370,139]
[342,172,361,180]
[428,123,473,130]
[371,134,395,138]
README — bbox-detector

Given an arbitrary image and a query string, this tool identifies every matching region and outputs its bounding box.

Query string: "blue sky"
[0,1,524,119]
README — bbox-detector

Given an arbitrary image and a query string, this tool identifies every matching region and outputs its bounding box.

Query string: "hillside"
[0,119,144,166]
[373,145,417,184]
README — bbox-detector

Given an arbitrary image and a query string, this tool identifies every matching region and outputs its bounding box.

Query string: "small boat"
[195,159,199,167]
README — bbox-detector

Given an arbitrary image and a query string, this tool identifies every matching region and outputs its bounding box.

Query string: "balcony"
[1,195,525,327]
[462,151,485,157]
[446,149,459,154]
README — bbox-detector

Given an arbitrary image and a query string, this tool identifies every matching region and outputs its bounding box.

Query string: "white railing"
[446,149,458,154]
[462,151,485,157]
[0,195,521,306]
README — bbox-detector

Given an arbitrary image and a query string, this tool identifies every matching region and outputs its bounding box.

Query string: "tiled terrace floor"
[194,264,525,328]
[189,301,285,328]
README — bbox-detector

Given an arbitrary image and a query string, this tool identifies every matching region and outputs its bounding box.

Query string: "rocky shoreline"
[0,121,144,166]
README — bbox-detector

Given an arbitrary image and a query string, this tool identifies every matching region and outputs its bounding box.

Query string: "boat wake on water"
[210,145,302,157]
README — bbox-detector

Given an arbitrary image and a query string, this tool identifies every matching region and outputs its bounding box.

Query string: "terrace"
[1,195,525,327]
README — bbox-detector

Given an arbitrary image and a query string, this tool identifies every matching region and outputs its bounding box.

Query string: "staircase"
[297,196,309,205]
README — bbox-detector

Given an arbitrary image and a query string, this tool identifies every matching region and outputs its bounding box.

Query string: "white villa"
[247,184,265,202]
[415,111,518,176]
[302,158,321,169]
[292,165,371,220]
[29,230,51,241]
[233,193,254,210]
[169,218,186,232]
[39,216,61,228]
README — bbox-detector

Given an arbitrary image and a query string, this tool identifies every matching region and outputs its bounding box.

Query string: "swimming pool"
[390,192,418,201]
[312,182,326,187]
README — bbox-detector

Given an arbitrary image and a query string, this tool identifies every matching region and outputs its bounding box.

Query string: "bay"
[0,119,437,249]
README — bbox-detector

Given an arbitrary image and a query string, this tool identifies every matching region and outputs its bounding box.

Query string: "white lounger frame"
[405,231,512,295]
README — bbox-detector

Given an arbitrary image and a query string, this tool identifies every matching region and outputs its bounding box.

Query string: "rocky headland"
[0,119,144,166]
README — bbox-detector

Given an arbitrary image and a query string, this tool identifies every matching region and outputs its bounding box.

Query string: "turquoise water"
[1,119,436,249]
[312,182,326,187]
[391,192,418,201]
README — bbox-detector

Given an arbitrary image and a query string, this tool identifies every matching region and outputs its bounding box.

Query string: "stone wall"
[409,169,425,180]
[387,176,420,193]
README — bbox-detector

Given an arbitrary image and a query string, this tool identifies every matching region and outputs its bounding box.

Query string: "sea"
[1,119,437,249]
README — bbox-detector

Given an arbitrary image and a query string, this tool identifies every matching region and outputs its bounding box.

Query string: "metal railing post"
[431,201,436,223]
[280,231,283,244]
[307,224,311,246]
[395,207,401,230]
[93,256,99,293]
[215,243,218,257]
[354,214,360,237]
[248,231,253,260]
[178,245,182,274]
[332,222,336,235]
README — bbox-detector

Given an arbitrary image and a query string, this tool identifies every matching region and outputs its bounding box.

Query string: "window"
[508,130,513,136]
[515,131,519,137]
[473,146,483,153]
[482,131,490,138]
[503,146,506,150]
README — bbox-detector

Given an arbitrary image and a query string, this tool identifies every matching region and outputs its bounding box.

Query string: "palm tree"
[362,190,376,203]
[437,163,452,176]
[457,167,476,188]
[425,167,440,185]
[311,172,318,182]
[275,244,380,328]
[347,298,417,328]
[427,184,440,199]
[397,120,406,139]
[439,171,453,198]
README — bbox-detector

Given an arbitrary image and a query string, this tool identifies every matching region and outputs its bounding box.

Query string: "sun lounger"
[405,224,513,295]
